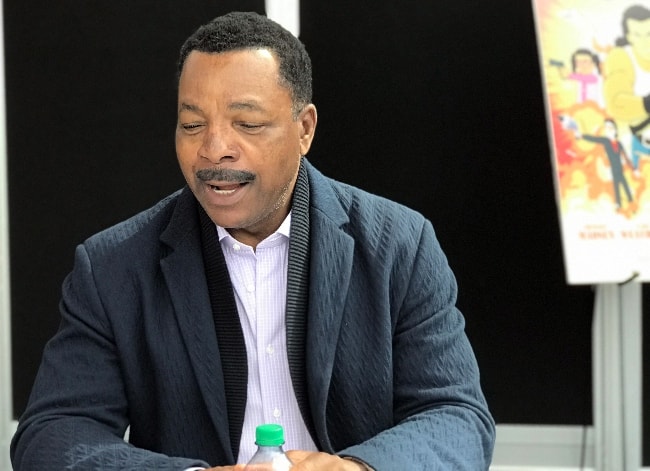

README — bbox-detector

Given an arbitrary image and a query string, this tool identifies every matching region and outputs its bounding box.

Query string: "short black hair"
[178,11,312,115]
[616,5,650,46]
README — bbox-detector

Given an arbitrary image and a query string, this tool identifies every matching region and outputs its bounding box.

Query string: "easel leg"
[592,282,642,471]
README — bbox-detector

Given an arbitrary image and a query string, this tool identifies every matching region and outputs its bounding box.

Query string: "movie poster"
[531,1,650,284]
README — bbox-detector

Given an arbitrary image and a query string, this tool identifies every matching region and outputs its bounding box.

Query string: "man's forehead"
[179,49,280,82]
[185,48,277,64]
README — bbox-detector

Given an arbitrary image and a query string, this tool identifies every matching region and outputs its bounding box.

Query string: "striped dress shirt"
[216,213,318,464]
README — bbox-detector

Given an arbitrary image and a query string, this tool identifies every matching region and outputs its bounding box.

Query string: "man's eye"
[181,123,203,133]
[239,123,264,132]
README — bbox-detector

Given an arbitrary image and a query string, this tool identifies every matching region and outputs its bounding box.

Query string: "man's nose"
[199,129,239,163]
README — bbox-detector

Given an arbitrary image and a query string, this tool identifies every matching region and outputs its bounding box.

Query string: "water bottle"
[243,424,293,471]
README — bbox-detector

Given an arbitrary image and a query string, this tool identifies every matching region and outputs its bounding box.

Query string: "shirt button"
[233,243,241,251]
[273,408,281,418]
[247,285,255,292]
[266,344,274,355]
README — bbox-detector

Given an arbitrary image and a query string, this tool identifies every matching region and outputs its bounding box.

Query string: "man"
[574,118,635,211]
[10,11,495,470]
[603,4,650,169]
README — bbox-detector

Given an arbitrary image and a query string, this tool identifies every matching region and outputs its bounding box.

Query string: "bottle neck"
[257,444,285,451]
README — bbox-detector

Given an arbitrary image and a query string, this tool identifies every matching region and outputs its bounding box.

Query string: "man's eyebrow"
[179,102,202,113]
[178,100,268,113]
[229,100,266,112]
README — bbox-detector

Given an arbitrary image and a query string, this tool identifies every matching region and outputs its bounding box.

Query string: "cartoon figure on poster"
[532,0,650,283]
[547,4,650,217]
[607,6,650,170]
[551,48,603,106]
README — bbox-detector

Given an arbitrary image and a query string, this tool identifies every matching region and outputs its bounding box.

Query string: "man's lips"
[195,168,255,199]
[207,182,248,193]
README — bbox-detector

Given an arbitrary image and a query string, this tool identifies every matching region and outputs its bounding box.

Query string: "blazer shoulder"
[315,171,430,254]
[82,188,185,257]
[346,182,423,220]
[307,161,425,228]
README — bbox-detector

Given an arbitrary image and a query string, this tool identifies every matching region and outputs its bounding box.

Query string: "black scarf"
[198,160,315,460]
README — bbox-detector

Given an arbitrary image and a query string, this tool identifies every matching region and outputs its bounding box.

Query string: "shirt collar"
[216,211,292,246]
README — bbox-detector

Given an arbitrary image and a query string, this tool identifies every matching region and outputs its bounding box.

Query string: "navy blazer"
[11,160,495,470]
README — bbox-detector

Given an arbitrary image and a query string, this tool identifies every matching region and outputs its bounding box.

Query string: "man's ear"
[298,104,317,156]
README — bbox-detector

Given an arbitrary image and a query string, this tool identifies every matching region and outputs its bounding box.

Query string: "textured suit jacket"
[11,160,495,470]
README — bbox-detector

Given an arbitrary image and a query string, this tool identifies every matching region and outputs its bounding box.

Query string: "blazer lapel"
[159,188,234,462]
[304,163,355,451]
[158,170,355,457]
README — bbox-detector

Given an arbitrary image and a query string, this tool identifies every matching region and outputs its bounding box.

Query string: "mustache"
[196,168,256,183]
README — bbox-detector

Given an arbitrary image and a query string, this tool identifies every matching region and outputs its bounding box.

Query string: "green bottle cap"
[255,424,286,446]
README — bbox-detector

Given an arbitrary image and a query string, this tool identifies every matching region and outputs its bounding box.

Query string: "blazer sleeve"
[338,218,496,470]
[10,243,211,470]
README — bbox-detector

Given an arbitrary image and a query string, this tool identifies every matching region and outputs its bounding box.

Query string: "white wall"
[0,0,15,468]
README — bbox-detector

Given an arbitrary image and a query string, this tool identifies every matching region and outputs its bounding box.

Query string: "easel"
[592,277,643,470]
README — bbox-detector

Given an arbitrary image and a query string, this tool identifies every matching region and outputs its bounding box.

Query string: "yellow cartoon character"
[603,4,650,169]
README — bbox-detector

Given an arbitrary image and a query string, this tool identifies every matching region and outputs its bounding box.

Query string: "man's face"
[626,18,650,61]
[176,49,316,246]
